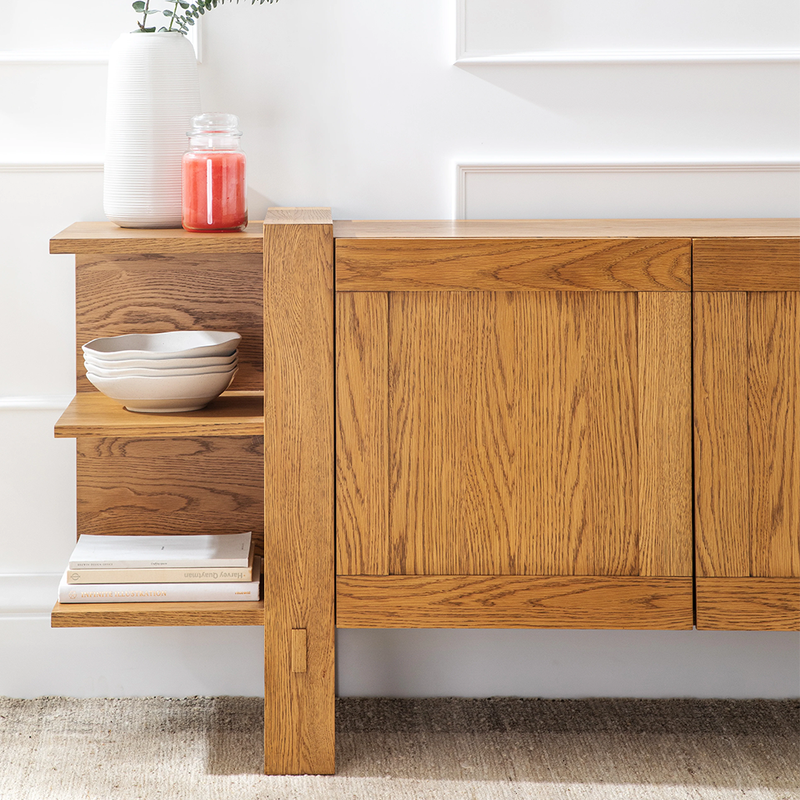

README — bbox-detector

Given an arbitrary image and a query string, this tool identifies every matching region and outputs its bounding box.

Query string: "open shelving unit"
[50,222,267,630]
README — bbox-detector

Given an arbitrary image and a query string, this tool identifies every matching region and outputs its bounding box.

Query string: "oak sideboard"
[50,212,799,774]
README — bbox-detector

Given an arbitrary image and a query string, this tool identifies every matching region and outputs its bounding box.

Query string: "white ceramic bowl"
[86,367,237,413]
[84,352,238,371]
[83,331,241,361]
[85,360,238,379]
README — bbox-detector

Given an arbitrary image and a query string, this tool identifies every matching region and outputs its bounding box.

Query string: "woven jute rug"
[0,697,797,799]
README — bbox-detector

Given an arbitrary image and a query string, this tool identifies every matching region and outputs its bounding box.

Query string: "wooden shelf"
[54,391,264,438]
[51,599,264,627]
[50,221,265,255]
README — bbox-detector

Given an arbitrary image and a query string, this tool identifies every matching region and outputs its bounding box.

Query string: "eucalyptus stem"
[137,0,151,31]
[167,0,180,31]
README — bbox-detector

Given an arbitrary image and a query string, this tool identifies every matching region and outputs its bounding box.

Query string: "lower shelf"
[51,599,264,628]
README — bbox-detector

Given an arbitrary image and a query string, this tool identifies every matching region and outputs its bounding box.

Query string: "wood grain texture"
[336,238,690,292]
[336,293,388,575]
[50,221,264,254]
[75,254,263,392]
[349,290,692,578]
[51,599,264,627]
[747,292,799,578]
[264,207,333,225]
[694,290,799,580]
[76,437,264,558]
[519,292,640,576]
[696,578,800,631]
[333,219,800,240]
[389,292,517,575]
[54,391,263,439]
[637,293,693,576]
[693,293,750,577]
[582,292,640,576]
[263,215,335,775]
[291,629,308,673]
[336,576,693,629]
[693,238,800,291]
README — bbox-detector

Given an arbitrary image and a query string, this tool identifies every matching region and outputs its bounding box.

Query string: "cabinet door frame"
[335,235,694,630]
[693,237,800,631]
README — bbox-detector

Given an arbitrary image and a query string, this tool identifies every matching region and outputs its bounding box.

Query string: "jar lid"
[188,112,242,136]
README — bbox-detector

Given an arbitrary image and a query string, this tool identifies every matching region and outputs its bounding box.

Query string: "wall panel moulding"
[0,163,104,173]
[0,31,200,66]
[455,0,800,65]
[455,163,800,220]
[0,51,109,65]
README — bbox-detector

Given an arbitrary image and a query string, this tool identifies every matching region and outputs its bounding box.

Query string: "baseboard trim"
[0,573,62,617]
[0,396,73,411]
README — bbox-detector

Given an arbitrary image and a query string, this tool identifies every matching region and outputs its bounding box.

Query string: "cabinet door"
[694,238,800,630]
[335,237,693,629]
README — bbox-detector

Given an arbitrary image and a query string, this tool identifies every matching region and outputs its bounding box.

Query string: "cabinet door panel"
[748,292,799,578]
[638,292,694,576]
[694,292,800,580]
[693,292,750,577]
[694,285,799,631]
[390,291,519,576]
[517,291,640,577]
[335,292,388,575]
[337,290,692,579]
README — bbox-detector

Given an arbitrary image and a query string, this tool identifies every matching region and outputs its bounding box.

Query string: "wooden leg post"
[263,208,335,774]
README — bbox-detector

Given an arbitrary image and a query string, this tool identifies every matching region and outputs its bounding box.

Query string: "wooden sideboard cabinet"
[51,213,799,775]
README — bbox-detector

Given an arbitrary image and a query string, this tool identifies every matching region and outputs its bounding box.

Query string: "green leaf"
[163,9,174,15]
[132,1,146,11]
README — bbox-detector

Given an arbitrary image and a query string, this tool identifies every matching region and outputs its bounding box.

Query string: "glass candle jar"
[182,112,247,232]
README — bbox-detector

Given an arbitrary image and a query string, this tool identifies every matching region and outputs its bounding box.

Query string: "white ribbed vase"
[104,32,201,228]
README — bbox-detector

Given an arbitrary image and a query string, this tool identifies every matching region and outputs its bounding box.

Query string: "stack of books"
[58,531,260,603]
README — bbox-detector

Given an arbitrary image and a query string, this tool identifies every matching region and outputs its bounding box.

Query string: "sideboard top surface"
[51,217,799,256]
[332,218,800,240]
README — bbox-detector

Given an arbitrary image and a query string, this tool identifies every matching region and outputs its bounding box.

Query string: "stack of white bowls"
[83,331,241,413]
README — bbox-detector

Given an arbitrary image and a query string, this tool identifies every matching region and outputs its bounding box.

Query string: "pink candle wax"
[182,149,247,232]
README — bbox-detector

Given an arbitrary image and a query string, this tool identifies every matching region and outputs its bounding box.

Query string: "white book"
[67,532,252,570]
[58,558,261,603]
[67,540,256,584]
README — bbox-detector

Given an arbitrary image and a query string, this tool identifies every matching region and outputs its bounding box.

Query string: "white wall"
[1,0,798,699]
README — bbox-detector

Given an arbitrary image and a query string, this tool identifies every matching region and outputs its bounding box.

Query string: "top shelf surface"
[51,217,800,256]
[50,221,265,255]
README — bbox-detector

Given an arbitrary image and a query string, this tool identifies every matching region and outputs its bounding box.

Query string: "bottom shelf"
[51,599,264,628]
